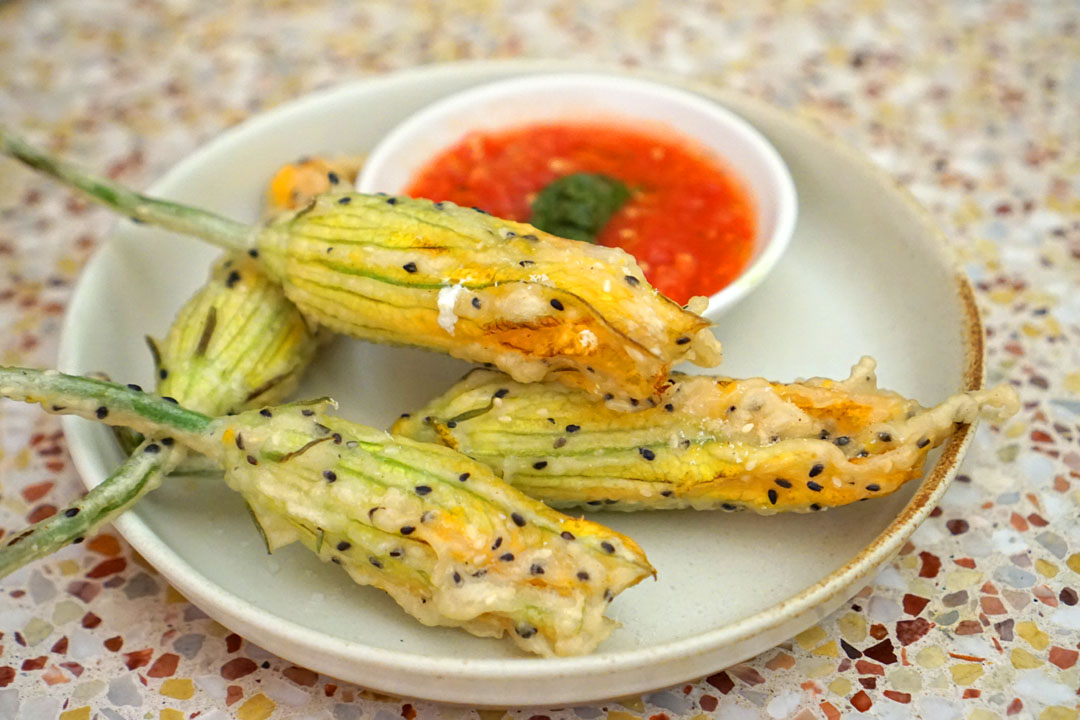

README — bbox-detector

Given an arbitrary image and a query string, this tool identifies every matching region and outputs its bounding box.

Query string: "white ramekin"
[357,72,797,319]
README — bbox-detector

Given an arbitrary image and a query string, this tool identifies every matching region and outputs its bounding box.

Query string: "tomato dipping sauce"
[405,123,756,304]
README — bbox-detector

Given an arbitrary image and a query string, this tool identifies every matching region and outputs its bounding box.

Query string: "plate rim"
[56,58,983,703]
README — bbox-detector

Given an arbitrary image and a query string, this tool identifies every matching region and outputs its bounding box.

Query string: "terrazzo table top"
[1,1,1079,718]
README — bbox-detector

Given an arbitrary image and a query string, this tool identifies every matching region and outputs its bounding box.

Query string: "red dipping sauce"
[405,123,756,304]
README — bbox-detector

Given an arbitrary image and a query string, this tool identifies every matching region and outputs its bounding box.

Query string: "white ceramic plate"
[58,61,981,707]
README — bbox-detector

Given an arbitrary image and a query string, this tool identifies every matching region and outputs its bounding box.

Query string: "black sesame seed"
[403,262,417,273]
[768,489,778,505]
[386,197,398,205]
[521,233,537,241]
[491,536,502,550]
[95,406,108,419]
[434,201,445,208]
[624,275,639,286]
[566,424,580,433]
[809,463,825,477]
[500,553,515,562]
[446,421,457,429]
[472,297,481,309]
[452,571,462,584]
[518,260,535,266]
[532,461,547,470]
[807,481,823,492]
[64,507,79,518]
[917,437,930,448]
[400,526,415,535]
[126,383,143,392]
[235,434,245,450]
[775,478,792,488]
[630,398,639,407]
[835,436,851,446]
[473,206,489,215]
[161,437,174,446]
[878,432,892,442]
[675,336,690,345]
[550,299,564,311]
[722,503,737,510]
[159,369,168,380]
[664,403,674,412]
[516,624,537,638]
[577,571,590,581]
[399,413,410,419]
[260,409,272,418]
[810,503,822,511]
[72,537,84,544]
[144,443,160,454]
[162,396,179,404]
[866,484,881,492]
[661,490,674,497]
[248,248,259,258]
[511,512,526,527]
[369,556,383,568]
[530,564,545,575]
[561,531,575,541]
[857,450,870,457]
[456,472,470,483]
[728,405,736,413]
[390,548,404,558]
[247,455,258,465]
[327,171,340,184]
[587,500,603,506]
[639,447,656,461]
[332,433,342,444]
[493,388,509,399]
[302,409,315,416]
[604,393,614,401]
[600,541,615,553]
[226,270,241,288]
[323,470,337,482]
[331,557,341,564]
[415,485,432,496]
[337,196,351,205]
[336,541,351,551]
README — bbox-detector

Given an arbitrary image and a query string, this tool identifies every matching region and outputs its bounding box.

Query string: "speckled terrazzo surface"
[1,1,1079,718]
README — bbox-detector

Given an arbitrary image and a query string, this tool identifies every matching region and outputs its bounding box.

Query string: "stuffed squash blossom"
[0,127,721,405]
[393,358,1019,512]
[0,368,654,656]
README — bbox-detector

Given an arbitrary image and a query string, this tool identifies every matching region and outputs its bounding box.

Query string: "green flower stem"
[0,439,182,577]
[0,367,214,450]
[0,126,253,252]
